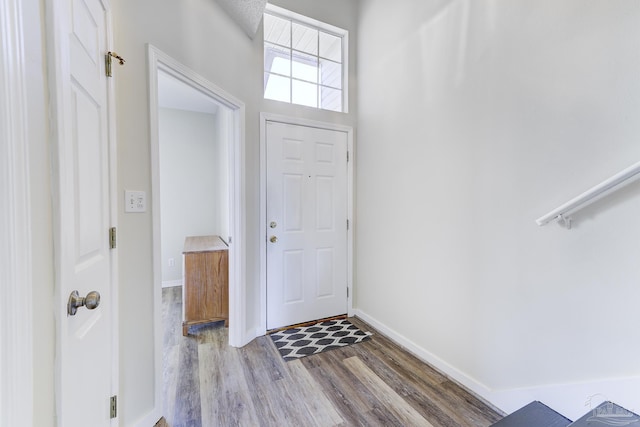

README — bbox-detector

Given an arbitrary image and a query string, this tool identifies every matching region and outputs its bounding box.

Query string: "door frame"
[147,45,247,354]
[0,0,34,424]
[259,113,355,335]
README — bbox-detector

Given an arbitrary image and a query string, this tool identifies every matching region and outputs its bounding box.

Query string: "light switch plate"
[125,190,146,213]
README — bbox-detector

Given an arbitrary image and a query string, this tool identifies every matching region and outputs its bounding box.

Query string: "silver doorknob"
[67,290,101,316]
[269,236,278,243]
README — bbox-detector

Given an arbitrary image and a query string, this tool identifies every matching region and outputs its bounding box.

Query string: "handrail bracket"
[556,214,571,229]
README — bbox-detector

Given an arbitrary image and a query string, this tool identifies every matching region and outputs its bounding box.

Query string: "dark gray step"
[570,401,640,426]
[491,401,571,427]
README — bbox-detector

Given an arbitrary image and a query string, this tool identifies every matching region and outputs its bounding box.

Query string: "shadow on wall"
[415,0,499,103]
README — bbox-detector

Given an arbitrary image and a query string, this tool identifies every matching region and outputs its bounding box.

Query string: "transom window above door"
[263,5,348,113]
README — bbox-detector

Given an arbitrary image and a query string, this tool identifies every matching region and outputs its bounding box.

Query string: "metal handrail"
[536,160,640,228]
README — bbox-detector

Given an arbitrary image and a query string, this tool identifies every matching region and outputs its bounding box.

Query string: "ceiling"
[214,0,267,39]
[157,71,220,115]
[157,0,269,112]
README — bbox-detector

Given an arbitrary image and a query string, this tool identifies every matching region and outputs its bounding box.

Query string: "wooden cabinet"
[182,235,228,336]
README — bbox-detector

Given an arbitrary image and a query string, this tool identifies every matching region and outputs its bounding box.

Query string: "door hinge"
[105,51,125,77]
[110,395,117,419]
[347,151,350,162]
[347,287,349,298]
[109,227,117,249]
[347,219,350,230]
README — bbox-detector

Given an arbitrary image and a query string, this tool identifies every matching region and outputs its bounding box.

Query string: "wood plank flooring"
[162,287,504,427]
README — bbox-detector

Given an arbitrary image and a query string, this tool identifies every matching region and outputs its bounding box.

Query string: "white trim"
[259,113,355,335]
[343,28,350,114]
[0,0,34,425]
[162,279,183,288]
[346,125,355,318]
[146,56,166,425]
[147,43,249,422]
[133,411,165,427]
[354,308,640,421]
[353,309,495,401]
[265,4,346,38]
[44,0,69,423]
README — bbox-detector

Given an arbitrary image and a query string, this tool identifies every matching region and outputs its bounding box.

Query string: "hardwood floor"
[162,287,504,427]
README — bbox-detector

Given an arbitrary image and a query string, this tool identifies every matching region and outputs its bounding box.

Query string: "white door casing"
[49,0,117,425]
[0,0,34,425]
[266,121,349,330]
[148,44,247,353]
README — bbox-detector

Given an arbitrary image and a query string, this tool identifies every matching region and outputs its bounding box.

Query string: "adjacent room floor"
[162,287,504,427]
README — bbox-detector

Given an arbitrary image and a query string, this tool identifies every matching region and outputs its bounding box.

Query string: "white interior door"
[53,0,115,425]
[266,121,348,330]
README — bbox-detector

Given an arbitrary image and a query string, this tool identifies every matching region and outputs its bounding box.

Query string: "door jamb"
[259,113,355,335]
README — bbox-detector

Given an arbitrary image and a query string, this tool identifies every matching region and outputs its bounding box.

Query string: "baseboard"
[352,309,640,421]
[352,309,500,410]
[154,416,169,427]
[133,407,163,427]
[229,326,259,348]
[162,279,182,288]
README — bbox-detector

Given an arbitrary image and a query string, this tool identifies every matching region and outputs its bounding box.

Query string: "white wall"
[215,107,231,243]
[112,0,358,423]
[159,108,223,284]
[356,0,640,419]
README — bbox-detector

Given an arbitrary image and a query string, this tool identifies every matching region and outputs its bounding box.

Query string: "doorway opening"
[148,45,247,418]
[156,71,231,291]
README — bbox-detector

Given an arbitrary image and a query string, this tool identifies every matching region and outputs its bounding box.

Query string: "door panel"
[283,250,304,303]
[266,122,348,329]
[284,173,304,231]
[55,0,114,425]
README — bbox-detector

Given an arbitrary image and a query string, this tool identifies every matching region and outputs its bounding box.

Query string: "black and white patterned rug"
[270,319,372,361]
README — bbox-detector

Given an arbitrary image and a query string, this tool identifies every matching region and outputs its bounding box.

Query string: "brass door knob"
[269,236,278,243]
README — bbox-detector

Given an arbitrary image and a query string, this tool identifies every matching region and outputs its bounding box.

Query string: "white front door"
[52,0,116,425]
[266,122,348,329]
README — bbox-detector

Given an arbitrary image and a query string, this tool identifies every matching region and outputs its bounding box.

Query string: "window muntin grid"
[264,11,345,112]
